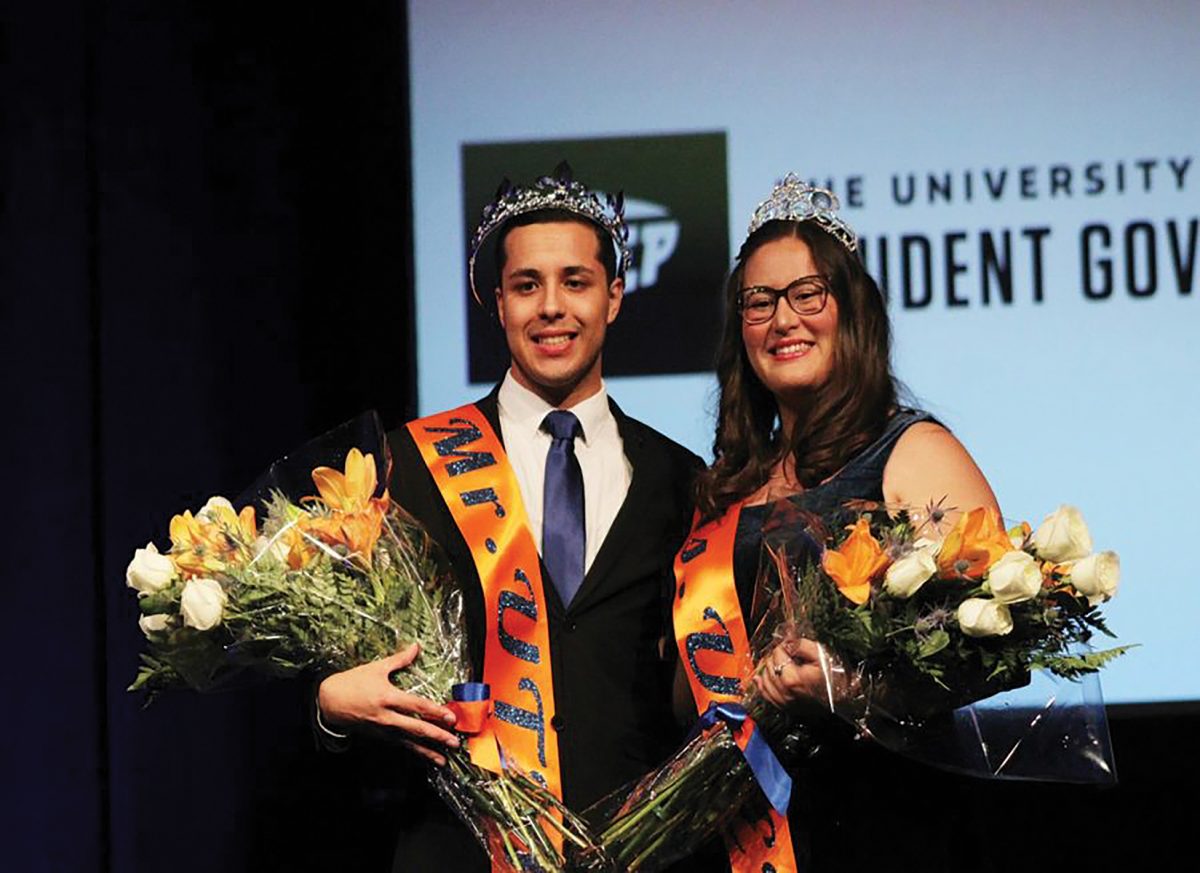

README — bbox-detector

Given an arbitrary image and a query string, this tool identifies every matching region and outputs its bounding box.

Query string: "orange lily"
[1040,560,1070,590]
[936,506,1012,580]
[822,517,890,605]
[335,506,386,564]
[299,503,385,569]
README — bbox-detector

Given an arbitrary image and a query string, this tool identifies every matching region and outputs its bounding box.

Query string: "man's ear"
[494,286,505,328]
[606,276,624,325]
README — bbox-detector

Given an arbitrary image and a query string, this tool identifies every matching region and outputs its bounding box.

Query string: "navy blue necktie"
[541,410,585,607]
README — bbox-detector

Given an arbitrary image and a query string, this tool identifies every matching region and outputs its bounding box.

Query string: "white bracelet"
[315,704,350,740]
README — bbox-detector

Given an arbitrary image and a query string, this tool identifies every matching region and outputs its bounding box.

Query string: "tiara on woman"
[746,173,859,252]
[467,161,631,305]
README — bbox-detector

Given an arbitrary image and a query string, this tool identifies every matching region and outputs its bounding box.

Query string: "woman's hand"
[317,642,461,765]
[754,637,830,709]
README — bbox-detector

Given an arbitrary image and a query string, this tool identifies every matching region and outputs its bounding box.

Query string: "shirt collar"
[497,370,612,446]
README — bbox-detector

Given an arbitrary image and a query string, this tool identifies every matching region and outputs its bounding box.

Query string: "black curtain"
[3,2,414,871]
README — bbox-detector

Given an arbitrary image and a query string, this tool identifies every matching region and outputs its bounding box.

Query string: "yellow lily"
[169,504,257,577]
[311,448,380,513]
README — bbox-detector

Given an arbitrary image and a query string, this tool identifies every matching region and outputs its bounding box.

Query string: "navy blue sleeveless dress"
[732,408,934,609]
[728,408,936,871]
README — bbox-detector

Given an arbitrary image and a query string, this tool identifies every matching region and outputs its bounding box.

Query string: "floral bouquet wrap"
[126,414,599,872]
[590,499,1129,871]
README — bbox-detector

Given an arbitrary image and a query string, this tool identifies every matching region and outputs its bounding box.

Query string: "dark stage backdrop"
[2,3,1197,872]
[3,3,417,872]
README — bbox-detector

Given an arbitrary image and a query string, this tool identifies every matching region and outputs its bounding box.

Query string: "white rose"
[197,495,235,522]
[957,598,1013,637]
[1068,551,1121,605]
[125,543,177,594]
[253,534,292,565]
[1031,505,1093,563]
[884,547,938,598]
[180,577,228,630]
[138,613,172,637]
[986,550,1043,604]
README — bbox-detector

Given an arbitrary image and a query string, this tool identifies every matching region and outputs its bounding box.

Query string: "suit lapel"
[474,386,503,437]
[565,400,652,615]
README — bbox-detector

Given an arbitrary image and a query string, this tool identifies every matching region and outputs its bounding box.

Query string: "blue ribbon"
[692,701,792,815]
[451,682,491,702]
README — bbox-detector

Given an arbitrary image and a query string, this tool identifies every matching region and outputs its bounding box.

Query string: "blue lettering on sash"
[685,606,743,696]
[681,536,708,563]
[760,810,777,848]
[733,805,778,858]
[460,486,506,518]
[427,417,496,476]
[498,568,540,664]
[494,677,547,767]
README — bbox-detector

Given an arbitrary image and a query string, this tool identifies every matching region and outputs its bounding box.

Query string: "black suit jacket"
[383,388,702,872]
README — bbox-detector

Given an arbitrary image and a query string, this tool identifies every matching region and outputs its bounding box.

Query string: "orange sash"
[408,405,563,821]
[674,504,798,873]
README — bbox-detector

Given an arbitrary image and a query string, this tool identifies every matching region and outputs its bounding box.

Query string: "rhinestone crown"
[468,161,631,305]
[746,172,858,252]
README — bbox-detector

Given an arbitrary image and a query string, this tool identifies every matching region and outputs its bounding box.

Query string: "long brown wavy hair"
[695,219,899,521]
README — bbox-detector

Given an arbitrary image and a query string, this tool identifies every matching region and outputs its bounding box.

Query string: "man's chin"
[511,357,601,403]
[529,370,583,393]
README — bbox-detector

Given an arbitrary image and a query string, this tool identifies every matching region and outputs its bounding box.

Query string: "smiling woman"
[676,175,1001,869]
[698,175,998,521]
[494,219,624,409]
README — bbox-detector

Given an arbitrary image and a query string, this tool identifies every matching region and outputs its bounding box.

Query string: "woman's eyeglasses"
[737,275,830,324]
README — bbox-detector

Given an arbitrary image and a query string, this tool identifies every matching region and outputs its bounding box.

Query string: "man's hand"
[317,642,460,766]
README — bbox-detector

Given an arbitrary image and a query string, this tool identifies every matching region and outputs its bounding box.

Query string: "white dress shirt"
[497,371,633,573]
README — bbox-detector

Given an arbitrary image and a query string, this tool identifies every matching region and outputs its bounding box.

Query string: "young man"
[317,165,702,870]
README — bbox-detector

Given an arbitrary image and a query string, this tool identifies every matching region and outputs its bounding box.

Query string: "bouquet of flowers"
[591,500,1130,871]
[126,416,599,872]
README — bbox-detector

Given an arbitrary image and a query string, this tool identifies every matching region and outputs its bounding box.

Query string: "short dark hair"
[493,208,618,288]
